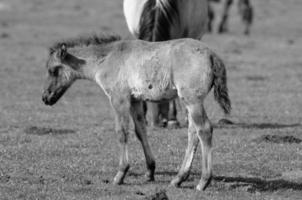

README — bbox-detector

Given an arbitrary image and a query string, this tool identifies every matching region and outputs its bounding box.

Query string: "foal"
[42,34,231,190]
[123,0,209,127]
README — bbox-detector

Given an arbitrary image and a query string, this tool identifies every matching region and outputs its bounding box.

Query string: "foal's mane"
[49,34,121,54]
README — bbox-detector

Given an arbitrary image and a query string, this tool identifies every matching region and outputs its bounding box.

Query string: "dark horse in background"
[208,0,253,35]
[123,0,208,128]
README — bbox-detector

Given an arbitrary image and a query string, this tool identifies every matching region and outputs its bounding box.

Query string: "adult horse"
[208,0,253,35]
[123,0,208,128]
[42,34,231,190]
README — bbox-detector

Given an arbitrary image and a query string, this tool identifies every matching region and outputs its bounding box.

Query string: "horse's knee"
[197,120,213,143]
[117,129,129,144]
[204,120,213,133]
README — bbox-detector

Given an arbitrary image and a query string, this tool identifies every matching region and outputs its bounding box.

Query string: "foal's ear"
[57,43,68,60]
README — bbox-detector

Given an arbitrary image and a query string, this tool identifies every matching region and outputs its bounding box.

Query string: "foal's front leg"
[111,97,131,185]
[130,100,156,181]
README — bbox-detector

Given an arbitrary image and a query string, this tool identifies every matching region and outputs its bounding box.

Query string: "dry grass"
[0,0,302,199]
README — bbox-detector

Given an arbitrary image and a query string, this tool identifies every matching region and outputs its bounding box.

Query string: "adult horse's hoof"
[144,172,155,182]
[196,177,212,191]
[167,120,180,129]
[150,122,164,129]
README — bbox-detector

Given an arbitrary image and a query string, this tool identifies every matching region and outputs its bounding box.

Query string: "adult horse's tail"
[138,0,179,41]
[210,53,231,115]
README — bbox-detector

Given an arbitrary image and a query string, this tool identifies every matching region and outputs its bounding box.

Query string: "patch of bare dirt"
[144,189,169,200]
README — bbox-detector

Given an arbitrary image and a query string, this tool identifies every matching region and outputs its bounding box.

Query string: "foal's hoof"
[196,177,212,191]
[170,177,182,188]
[113,176,124,185]
[113,169,129,185]
[113,178,123,185]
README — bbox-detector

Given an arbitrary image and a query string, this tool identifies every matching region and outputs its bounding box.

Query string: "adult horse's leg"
[149,101,172,128]
[208,2,215,32]
[170,110,199,187]
[158,101,169,127]
[238,0,253,35]
[218,0,233,33]
[148,102,160,127]
[111,96,131,185]
[130,99,156,181]
[167,100,179,128]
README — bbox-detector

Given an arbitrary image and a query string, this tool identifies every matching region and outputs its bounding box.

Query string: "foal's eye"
[49,66,62,77]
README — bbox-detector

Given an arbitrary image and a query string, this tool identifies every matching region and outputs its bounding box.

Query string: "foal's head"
[42,34,121,105]
[42,44,84,105]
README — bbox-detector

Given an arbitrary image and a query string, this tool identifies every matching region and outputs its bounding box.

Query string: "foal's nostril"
[42,95,47,103]
[42,91,49,104]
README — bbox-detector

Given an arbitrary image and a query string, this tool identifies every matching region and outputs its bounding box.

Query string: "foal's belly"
[127,52,177,101]
[131,85,178,102]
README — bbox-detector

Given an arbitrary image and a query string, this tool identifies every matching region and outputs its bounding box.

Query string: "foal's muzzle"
[42,90,55,106]
[42,87,67,106]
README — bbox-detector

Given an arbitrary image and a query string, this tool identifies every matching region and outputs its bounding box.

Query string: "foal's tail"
[210,53,232,115]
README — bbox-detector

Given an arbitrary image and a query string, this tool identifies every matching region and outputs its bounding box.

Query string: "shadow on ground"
[215,121,301,129]
[214,176,302,192]
[133,171,302,192]
[24,126,76,136]
[252,135,302,144]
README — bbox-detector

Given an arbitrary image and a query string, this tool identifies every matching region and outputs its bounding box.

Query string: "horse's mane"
[138,0,179,41]
[49,33,121,54]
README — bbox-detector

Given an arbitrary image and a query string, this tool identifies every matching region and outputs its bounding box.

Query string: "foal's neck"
[70,45,113,82]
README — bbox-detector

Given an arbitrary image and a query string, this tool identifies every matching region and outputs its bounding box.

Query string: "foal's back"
[104,39,213,101]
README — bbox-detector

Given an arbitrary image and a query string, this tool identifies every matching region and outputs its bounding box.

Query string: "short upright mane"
[49,34,121,54]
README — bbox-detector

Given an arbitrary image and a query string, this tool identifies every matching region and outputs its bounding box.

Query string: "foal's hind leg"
[111,96,131,185]
[170,113,199,187]
[189,104,213,191]
[130,100,156,181]
[170,103,213,190]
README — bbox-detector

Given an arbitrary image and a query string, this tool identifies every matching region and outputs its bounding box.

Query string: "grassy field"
[0,0,302,199]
